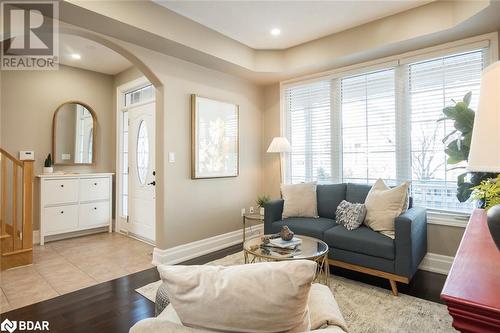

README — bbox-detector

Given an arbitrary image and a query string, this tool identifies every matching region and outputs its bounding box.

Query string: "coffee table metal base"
[243,250,330,286]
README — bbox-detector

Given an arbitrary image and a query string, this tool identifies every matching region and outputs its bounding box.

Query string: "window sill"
[427,211,470,228]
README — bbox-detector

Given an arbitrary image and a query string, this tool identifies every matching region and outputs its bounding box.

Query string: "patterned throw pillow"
[335,200,367,231]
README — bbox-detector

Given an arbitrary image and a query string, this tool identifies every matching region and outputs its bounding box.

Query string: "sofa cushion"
[324,225,395,260]
[316,184,346,219]
[271,218,339,239]
[364,179,410,239]
[281,182,319,218]
[345,183,372,203]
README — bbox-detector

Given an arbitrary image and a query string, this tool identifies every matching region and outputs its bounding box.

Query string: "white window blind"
[285,80,331,183]
[408,49,486,213]
[283,44,489,214]
[341,69,397,184]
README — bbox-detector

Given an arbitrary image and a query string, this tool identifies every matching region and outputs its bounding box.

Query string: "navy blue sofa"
[264,183,427,295]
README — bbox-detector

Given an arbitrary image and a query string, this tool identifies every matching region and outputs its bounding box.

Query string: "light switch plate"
[168,152,175,163]
[19,151,35,160]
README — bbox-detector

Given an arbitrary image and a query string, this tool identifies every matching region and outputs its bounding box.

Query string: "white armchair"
[130,283,348,333]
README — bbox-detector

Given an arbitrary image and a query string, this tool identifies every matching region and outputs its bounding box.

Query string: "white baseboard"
[153,225,263,265]
[418,252,454,275]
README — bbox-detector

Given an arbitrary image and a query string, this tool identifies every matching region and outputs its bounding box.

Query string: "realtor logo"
[1,1,59,70]
[0,318,50,332]
[0,319,16,333]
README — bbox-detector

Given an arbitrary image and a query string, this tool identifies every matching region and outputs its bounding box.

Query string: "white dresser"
[38,173,113,245]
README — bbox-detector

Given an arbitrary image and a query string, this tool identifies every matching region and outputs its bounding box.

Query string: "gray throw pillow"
[336,200,367,231]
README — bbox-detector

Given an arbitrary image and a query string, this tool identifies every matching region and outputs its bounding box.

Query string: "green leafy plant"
[439,92,495,203]
[44,153,53,168]
[470,177,500,210]
[256,194,271,208]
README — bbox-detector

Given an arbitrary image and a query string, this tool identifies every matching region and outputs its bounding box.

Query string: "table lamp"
[267,137,291,183]
[468,60,500,249]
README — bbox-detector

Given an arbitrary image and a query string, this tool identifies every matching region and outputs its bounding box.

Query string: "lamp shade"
[468,61,500,172]
[267,137,291,153]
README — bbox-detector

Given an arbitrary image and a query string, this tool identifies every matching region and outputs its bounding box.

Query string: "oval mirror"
[52,102,96,165]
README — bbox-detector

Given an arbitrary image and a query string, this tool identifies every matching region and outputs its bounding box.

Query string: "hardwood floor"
[0,244,447,332]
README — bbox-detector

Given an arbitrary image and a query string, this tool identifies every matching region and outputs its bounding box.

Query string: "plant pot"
[43,167,53,174]
[487,205,500,250]
[260,207,265,216]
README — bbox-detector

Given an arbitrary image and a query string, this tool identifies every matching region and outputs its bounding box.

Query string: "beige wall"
[0,65,115,230]
[111,45,264,249]
[262,83,281,199]
[427,224,465,257]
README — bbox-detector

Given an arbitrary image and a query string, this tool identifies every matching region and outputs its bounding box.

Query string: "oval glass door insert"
[136,120,149,184]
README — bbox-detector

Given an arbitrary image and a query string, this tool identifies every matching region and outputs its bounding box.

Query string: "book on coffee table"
[269,237,302,249]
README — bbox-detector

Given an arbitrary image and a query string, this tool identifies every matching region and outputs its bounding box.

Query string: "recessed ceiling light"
[71,53,81,60]
[270,28,281,36]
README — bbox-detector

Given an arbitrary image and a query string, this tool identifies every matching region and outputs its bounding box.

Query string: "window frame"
[280,33,498,223]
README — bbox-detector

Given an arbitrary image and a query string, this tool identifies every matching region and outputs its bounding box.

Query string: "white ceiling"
[59,34,132,75]
[155,0,431,50]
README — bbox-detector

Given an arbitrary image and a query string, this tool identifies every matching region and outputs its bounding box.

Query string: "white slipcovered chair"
[130,283,348,333]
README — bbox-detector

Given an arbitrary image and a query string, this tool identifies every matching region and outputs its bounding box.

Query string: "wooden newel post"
[22,160,33,250]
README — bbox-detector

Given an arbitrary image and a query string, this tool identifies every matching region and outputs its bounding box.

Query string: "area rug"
[136,252,455,333]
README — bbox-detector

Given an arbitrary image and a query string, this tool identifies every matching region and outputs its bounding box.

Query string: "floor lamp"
[266,137,291,184]
[468,60,500,249]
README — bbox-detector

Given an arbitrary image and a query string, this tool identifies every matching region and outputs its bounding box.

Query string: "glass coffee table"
[243,234,330,285]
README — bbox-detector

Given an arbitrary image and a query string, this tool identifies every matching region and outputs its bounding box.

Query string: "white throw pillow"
[157,260,317,333]
[281,182,318,218]
[363,179,410,239]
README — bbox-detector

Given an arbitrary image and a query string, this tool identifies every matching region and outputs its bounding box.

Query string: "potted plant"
[256,194,270,215]
[470,177,500,210]
[439,92,496,207]
[43,153,53,174]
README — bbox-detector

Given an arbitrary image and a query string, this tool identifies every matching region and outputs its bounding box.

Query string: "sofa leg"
[389,279,398,296]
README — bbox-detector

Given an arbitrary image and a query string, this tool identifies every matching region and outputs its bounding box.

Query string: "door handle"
[148,181,156,186]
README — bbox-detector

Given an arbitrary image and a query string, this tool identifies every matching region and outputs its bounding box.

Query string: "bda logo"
[0,319,17,333]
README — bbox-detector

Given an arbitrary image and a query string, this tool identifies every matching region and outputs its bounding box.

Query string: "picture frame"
[191,94,239,179]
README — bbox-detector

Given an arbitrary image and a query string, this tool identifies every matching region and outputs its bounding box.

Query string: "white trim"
[418,252,454,275]
[427,211,469,228]
[115,76,152,235]
[152,225,264,265]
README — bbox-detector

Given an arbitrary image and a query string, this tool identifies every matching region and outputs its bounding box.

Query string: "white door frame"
[115,76,155,240]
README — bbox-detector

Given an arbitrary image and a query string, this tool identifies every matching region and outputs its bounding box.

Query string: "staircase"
[0,148,34,270]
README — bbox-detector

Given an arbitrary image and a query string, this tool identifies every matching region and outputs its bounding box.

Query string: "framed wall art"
[191,95,239,179]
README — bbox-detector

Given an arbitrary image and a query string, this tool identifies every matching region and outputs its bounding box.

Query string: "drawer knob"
[60,184,64,188]
[94,183,97,186]
[60,211,64,214]
[94,207,97,210]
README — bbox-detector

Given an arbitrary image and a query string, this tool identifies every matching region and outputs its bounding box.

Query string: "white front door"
[128,102,155,242]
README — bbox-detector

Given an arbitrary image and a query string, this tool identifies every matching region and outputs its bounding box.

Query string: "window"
[124,84,154,106]
[408,50,485,212]
[341,69,396,184]
[284,44,490,214]
[121,111,129,217]
[284,80,331,183]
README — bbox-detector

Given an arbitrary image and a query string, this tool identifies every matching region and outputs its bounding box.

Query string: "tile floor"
[0,232,154,313]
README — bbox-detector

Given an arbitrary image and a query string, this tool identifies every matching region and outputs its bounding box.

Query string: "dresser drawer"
[43,205,78,234]
[43,179,79,205]
[79,177,110,202]
[79,201,110,227]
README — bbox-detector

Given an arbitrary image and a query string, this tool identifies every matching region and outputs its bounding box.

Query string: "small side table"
[242,213,264,244]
